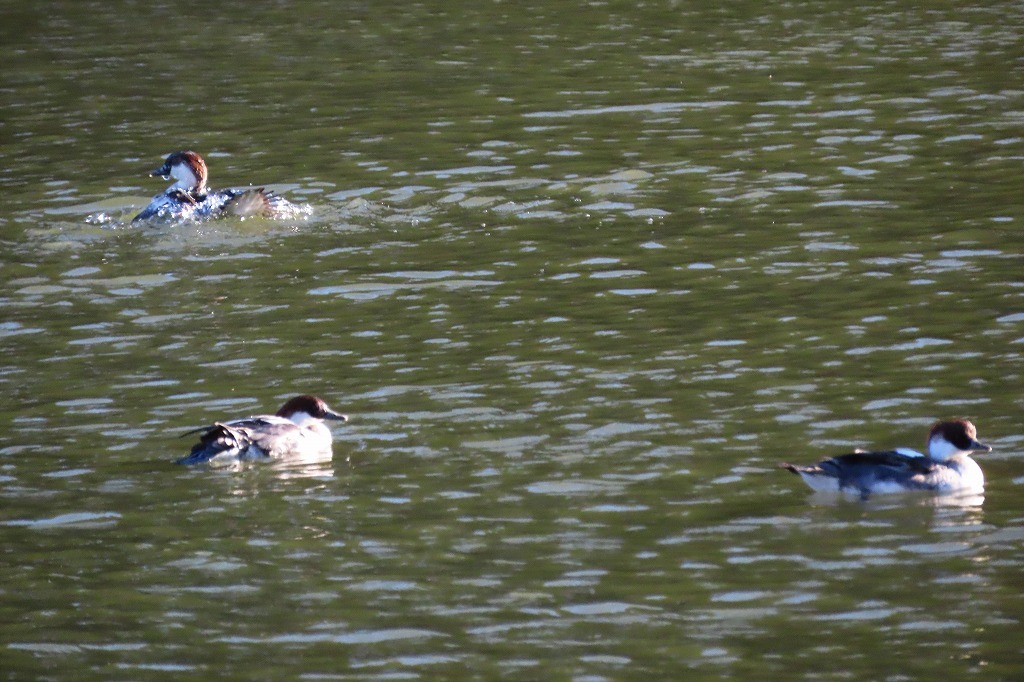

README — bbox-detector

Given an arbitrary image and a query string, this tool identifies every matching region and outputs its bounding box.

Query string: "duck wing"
[823,450,938,476]
[222,188,274,218]
[177,415,298,465]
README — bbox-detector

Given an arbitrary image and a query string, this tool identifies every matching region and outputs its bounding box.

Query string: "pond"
[1,0,1022,678]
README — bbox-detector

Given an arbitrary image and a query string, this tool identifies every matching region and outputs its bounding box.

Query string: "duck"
[178,395,348,465]
[132,150,304,223]
[781,419,991,498]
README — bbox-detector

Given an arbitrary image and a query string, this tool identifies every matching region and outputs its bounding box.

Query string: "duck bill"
[970,439,992,453]
[149,163,171,179]
[324,410,349,423]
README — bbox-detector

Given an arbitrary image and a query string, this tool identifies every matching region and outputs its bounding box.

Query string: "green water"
[2,0,1023,678]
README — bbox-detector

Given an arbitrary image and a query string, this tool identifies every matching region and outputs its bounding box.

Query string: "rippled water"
[2,0,1023,678]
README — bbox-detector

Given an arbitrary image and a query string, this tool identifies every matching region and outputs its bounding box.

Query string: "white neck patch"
[287,410,316,426]
[928,435,966,462]
[170,163,199,190]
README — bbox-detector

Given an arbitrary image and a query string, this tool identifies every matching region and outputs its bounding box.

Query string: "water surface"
[2,0,1023,678]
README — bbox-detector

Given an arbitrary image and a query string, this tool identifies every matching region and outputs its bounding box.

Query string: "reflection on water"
[802,489,986,511]
[174,456,337,480]
[2,0,1023,678]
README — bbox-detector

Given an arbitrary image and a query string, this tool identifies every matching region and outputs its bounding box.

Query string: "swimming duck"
[178,394,348,465]
[781,419,991,497]
[133,150,302,223]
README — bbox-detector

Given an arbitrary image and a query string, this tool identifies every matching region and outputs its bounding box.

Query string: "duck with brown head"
[178,395,348,465]
[781,419,992,499]
[133,150,307,223]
